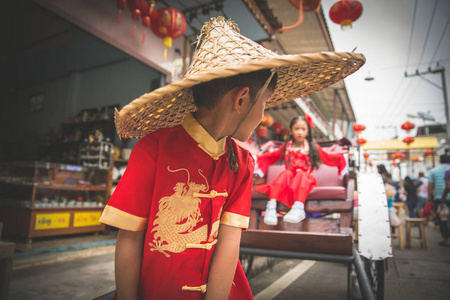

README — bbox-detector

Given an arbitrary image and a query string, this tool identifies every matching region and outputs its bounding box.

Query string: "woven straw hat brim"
[115,51,365,139]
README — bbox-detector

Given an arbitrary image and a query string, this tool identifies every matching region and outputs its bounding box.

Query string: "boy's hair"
[287,116,320,170]
[192,69,278,109]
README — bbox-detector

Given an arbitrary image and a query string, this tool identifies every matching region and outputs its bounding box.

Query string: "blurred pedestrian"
[428,155,450,246]
[403,176,420,217]
[416,171,428,214]
[377,164,392,184]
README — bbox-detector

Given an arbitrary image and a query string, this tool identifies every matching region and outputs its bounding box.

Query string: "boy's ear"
[232,87,250,113]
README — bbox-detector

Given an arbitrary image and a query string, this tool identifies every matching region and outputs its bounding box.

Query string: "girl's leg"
[283,171,316,223]
[283,201,305,223]
[264,199,278,225]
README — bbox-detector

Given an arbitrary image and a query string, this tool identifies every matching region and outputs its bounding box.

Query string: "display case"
[0,161,107,240]
[78,142,113,170]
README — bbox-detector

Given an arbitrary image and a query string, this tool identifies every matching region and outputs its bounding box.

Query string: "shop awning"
[362,136,439,150]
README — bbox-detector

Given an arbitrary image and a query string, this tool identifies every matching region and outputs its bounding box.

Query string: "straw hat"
[116,17,365,139]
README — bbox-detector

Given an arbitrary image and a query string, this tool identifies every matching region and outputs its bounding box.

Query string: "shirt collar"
[182,113,226,160]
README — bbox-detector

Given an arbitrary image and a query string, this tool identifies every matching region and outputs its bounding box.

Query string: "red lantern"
[413,157,420,163]
[393,152,404,160]
[272,122,283,134]
[401,121,415,133]
[353,124,365,137]
[368,162,373,167]
[256,126,267,138]
[356,138,367,146]
[424,149,434,156]
[329,0,363,30]
[133,0,159,19]
[392,161,398,167]
[363,153,370,161]
[260,114,274,127]
[151,7,186,60]
[403,136,415,146]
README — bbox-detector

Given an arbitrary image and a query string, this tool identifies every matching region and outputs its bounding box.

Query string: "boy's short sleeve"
[100,142,155,231]
[220,154,255,230]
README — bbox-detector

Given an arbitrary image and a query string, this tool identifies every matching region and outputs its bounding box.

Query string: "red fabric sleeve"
[317,144,346,175]
[224,154,255,217]
[256,143,285,175]
[101,140,156,230]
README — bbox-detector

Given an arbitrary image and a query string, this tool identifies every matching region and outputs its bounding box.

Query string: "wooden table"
[0,241,15,300]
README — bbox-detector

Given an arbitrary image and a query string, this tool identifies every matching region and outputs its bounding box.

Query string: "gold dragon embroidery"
[149,166,219,257]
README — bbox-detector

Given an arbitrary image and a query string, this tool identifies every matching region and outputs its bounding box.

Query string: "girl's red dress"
[254,140,346,208]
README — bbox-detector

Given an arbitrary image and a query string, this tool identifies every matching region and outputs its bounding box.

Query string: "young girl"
[254,115,347,225]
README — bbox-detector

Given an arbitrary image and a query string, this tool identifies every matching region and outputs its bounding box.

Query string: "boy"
[100,17,365,299]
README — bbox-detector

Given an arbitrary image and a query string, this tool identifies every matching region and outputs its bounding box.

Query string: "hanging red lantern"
[392,152,404,160]
[260,114,274,127]
[403,136,415,146]
[356,138,367,146]
[363,153,370,161]
[329,0,363,30]
[401,121,415,133]
[368,162,373,167]
[353,124,365,137]
[391,161,398,167]
[413,157,420,163]
[424,149,434,156]
[256,126,267,138]
[133,0,159,19]
[272,122,283,134]
[117,0,127,24]
[150,7,186,60]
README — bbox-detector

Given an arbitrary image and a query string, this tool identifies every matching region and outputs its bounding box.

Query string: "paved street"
[7,224,450,300]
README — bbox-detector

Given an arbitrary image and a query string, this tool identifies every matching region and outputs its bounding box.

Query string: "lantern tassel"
[118,10,122,24]
[142,31,146,44]
[132,25,136,37]
[276,0,303,33]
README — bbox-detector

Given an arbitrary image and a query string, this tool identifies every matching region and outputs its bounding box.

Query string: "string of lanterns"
[116,0,186,60]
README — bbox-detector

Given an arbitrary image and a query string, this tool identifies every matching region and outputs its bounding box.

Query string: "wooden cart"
[240,141,392,300]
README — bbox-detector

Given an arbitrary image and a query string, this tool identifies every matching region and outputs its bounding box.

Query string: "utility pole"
[405,64,450,149]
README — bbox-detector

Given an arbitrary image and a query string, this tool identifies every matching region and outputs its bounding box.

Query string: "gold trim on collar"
[182,114,226,159]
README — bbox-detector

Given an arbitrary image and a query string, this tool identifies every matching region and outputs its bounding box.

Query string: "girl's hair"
[192,69,278,109]
[288,116,321,169]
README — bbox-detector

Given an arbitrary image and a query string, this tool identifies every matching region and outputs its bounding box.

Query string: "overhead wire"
[382,74,425,126]
[430,14,450,63]
[405,0,418,71]
[416,0,439,68]
[379,76,409,125]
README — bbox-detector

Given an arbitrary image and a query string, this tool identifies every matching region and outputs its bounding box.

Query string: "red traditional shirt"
[100,114,254,300]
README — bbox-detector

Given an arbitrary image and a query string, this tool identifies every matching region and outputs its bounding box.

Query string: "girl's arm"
[206,224,242,300]
[115,228,146,299]
[316,144,347,175]
[256,143,286,175]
